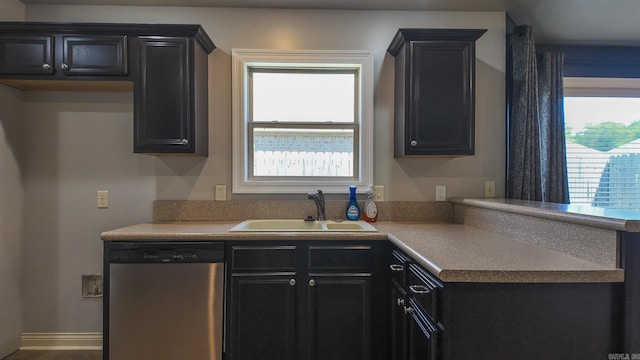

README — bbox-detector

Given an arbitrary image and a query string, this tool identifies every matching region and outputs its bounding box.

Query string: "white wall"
[0,1,26,356]
[0,0,25,21]
[0,86,25,358]
[20,91,156,333]
[16,6,506,334]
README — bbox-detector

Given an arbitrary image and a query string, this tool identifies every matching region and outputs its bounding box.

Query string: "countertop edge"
[101,221,624,284]
[450,197,640,232]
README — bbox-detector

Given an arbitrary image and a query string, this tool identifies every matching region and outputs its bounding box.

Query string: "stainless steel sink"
[229,219,377,232]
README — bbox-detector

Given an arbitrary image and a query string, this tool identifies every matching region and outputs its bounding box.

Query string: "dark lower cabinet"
[226,241,387,360]
[406,300,438,360]
[390,283,407,360]
[308,274,371,360]
[390,246,623,360]
[228,274,297,360]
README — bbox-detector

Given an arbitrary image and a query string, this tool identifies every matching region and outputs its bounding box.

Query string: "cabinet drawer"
[389,249,411,287]
[231,245,297,271]
[308,245,372,271]
[407,264,441,320]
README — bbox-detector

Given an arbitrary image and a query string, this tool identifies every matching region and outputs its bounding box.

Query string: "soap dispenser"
[345,185,361,221]
[362,185,378,223]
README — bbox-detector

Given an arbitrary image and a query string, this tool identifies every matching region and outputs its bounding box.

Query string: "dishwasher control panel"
[106,242,225,263]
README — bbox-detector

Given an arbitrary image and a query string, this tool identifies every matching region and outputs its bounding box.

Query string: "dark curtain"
[507,25,570,203]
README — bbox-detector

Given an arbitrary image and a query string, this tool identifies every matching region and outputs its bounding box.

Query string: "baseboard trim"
[20,333,102,350]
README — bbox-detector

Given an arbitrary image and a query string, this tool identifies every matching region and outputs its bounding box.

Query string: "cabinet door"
[391,283,407,360]
[307,274,371,360]
[0,35,54,75]
[62,35,127,76]
[407,301,438,360]
[134,36,194,153]
[407,40,474,156]
[227,274,298,360]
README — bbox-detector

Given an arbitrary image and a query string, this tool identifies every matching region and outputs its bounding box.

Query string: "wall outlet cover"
[435,185,446,202]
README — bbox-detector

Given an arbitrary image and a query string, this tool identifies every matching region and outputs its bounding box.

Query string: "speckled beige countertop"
[451,197,640,232]
[101,221,623,284]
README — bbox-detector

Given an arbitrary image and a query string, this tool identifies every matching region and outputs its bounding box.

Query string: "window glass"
[251,71,355,123]
[564,96,640,210]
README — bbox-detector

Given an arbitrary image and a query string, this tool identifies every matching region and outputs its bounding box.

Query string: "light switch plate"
[373,186,385,202]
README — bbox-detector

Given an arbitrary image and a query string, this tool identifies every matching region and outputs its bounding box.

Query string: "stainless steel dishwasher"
[104,241,225,360]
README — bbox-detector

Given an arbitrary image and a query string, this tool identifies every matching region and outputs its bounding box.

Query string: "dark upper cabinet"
[0,31,128,78]
[0,35,54,75]
[0,22,215,155]
[388,28,486,157]
[133,36,208,155]
[62,35,127,76]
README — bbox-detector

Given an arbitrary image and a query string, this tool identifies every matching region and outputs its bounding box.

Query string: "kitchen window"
[564,77,640,210]
[231,49,374,194]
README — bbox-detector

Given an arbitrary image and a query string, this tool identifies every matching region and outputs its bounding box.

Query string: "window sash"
[248,67,359,124]
[248,122,359,180]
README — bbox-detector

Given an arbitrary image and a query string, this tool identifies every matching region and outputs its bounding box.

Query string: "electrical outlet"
[373,186,385,201]
[484,181,496,198]
[97,190,108,208]
[215,185,227,201]
[435,185,446,202]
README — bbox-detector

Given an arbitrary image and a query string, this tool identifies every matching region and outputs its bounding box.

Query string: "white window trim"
[231,49,374,194]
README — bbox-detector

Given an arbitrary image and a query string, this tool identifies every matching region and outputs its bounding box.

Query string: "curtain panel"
[507,25,569,203]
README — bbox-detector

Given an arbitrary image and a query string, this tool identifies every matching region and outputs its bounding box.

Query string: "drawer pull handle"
[309,279,316,287]
[409,285,431,294]
[289,279,296,286]
[389,264,404,271]
[42,63,51,70]
[397,298,405,307]
[404,306,414,314]
[61,63,69,70]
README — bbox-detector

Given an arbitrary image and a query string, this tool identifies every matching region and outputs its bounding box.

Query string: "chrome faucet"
[308,190,326,221]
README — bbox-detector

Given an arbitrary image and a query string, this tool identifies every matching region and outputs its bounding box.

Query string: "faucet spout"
[307,190,326,221]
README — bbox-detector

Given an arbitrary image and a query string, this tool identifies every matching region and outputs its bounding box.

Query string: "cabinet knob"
[181,139,189,145]
[308,279,316,287]
[390,264,404,271]
[61,63,69,70]
[410,140,418,147]
[396,298,405,307]
[42,63,51,70]
[409,285,432,294]
[289,279,296,286]
[404,306,414,314]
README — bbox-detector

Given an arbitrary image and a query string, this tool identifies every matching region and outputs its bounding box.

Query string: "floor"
[2,351,101,360]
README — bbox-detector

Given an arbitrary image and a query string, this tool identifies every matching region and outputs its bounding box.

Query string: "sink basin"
[230,219,377,232]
